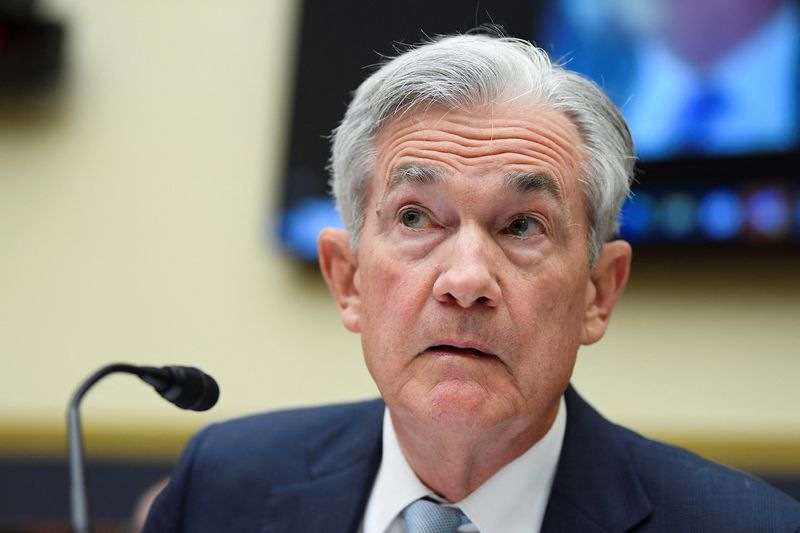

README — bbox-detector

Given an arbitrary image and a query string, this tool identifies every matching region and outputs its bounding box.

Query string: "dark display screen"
[277,0,800,259]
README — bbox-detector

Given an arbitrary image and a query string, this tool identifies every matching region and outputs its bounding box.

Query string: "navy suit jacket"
[144,387,800,532]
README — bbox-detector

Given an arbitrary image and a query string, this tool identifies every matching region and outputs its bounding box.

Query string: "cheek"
[360,256,405,318]
[512,272,587,357]
[361,243,432,314]
[359,253,427,362]
[507,287,583,402]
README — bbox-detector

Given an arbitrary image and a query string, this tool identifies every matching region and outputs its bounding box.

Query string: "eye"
[504,215,545,238]
[399,207,431,229]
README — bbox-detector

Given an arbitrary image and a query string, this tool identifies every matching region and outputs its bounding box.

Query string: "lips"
[424,343,497,359]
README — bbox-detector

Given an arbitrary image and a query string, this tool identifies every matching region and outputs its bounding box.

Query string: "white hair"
[329,33,635,264]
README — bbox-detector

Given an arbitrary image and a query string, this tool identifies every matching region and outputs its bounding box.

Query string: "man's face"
[321,103,627,442]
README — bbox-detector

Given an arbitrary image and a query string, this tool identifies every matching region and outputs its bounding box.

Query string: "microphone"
[138,365,219,411]
[68,363,220,533]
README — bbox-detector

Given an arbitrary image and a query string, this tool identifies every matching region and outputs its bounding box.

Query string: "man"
[144,33,800,532]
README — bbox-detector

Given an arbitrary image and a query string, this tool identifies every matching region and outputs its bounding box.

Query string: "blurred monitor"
[276,0,800,260]
[540,0,799,160]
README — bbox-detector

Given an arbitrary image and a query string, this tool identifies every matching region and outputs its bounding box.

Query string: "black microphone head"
[157,366,220,411]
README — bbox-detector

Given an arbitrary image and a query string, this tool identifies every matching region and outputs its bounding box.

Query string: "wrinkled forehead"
[369,101,588,204]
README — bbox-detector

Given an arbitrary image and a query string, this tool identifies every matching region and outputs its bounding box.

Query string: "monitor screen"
[276,0,800,260]
[537,0,800,161]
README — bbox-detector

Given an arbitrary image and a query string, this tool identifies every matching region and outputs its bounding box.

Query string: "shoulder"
[618,424,800,529]
[198,398,384,449]
[143,398,385,531]
[189,398,385,473]
[555,387,800,531]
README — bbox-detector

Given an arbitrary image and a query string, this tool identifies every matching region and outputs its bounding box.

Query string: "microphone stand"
[68,363,218,532]
[68,363,141,533]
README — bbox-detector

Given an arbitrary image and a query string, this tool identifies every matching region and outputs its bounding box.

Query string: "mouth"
[423,343,497,359]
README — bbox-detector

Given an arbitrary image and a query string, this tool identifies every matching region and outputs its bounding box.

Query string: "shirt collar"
[362,396,567,533]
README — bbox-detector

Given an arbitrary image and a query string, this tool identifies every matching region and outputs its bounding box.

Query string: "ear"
[318,228,361,333]
[580,240,632,345]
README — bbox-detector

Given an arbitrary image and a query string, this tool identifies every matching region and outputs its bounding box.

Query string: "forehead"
[371,103,586,204]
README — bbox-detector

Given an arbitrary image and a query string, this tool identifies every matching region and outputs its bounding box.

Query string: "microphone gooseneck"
[67,363,220,533]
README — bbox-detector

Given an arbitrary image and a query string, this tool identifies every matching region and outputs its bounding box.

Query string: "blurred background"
[0,0,798,530]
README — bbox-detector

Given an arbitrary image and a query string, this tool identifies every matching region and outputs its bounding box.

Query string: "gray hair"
[329,33,635,264]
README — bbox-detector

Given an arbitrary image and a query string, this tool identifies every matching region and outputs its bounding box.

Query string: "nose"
[432,226,502,308]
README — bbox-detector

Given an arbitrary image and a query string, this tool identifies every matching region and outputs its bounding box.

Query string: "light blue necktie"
[402,498,469,533]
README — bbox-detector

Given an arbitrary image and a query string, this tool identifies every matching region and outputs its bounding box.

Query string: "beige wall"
[1,1,798,467]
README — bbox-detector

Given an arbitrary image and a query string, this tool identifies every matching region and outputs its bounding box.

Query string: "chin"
[422,380,507,429]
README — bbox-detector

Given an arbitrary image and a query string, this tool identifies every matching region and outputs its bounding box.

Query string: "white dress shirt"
[361,396,566,533]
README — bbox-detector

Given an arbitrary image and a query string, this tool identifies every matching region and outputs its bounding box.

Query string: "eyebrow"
[503,171,563,202]
[384,165,564,204]
[385,165,444,194]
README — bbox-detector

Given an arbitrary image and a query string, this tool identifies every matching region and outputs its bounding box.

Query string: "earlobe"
[318,228,362,332]
[580,240,632,345]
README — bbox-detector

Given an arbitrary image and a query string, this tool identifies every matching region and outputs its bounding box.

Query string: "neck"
[390,401,560,502]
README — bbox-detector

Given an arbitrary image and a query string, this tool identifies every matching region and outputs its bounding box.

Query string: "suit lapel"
[260,464,378,532]
[541,387,652,533]
[260,399,384,533]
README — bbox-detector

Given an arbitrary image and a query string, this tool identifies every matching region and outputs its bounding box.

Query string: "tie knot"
[402,498,467,533]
